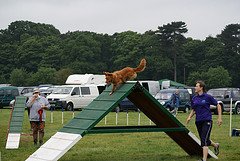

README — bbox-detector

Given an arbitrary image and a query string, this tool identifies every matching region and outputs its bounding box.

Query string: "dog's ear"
[103,72,108,75]
[104,72,112,76]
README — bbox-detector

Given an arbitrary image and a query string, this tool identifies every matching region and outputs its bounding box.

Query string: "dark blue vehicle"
[0,86,19,108]
[155,88,191,113]
[116,98,139,112]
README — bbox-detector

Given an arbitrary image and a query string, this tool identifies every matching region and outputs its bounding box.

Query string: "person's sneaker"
[214,143,220,155]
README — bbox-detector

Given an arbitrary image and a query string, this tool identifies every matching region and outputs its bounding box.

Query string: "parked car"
[8,87,33,107]
[115,98,139,112]
[0,86,19,108]
[207,88,240,114]
[155,88,191,113]
[47,84,106,111]
[18,87,35,95]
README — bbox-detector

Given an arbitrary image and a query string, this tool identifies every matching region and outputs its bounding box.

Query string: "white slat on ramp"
[188,132,218,159]
[5,133,21,149]
[25,132,82,161]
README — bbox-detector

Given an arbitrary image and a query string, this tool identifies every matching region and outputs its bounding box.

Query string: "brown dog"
[104,58,146,95]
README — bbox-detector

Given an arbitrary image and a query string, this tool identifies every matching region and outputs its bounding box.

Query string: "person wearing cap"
[26,88,50,146]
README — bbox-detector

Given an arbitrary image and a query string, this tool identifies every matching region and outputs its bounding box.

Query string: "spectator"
[170,89,180,117]
[26,88,50,146]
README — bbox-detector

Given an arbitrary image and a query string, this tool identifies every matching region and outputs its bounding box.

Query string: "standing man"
[186,80,222,161]
[170,89,180,117]
[26,88,50,146]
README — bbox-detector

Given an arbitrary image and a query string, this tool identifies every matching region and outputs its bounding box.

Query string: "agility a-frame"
[26,82,218,161]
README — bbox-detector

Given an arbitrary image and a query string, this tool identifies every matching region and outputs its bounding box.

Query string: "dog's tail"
[134,58,146,73]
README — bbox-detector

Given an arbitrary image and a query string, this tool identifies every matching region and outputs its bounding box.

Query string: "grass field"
[0,108,240,161]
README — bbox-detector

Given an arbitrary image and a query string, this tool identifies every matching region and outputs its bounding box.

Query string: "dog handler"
[186,80,222,161]
[26,88,50,146]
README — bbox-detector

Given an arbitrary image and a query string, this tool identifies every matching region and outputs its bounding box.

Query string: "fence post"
[72,107,75,118]
[50,106,53,123]
[116,111,118,125]
[61,105,64,125]
[138,109,141,125]
[126,109,129,126]
[104,116,107,125]
[229,98,233,137]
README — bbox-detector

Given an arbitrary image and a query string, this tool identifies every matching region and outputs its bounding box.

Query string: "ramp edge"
[188,131,218,159]
[25,132,82,161]
[5,133,21,149]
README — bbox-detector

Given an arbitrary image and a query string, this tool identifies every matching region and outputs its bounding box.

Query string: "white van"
[139,80,160,96]
[47,84,106,110]
[127,80,160,96]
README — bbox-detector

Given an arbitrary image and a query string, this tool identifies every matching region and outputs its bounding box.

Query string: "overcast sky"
[0,0,239,40]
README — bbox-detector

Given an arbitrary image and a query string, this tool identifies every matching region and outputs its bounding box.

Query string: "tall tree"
[29,67,57,85]
[141,30,172,80]
[10,68,28,86]
[0,43,18,79]
[217,24,240,86]
[202,37,225,70]
[187,66,231,89]
[111,31,143,70]
[55,68,73,84]
[218,24,240,54]
[4,20,60,42]
[156,21,188,82]
[182,38,205,83]
[60,31,103,74]
[205,66,231,89]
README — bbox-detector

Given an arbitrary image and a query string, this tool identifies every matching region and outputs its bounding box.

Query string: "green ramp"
[26,82,218,161]
[6,96,26,149]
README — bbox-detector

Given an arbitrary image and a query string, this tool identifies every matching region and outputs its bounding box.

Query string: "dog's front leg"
[110,84,117,95]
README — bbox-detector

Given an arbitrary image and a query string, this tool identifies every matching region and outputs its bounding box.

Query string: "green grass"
[1,108,240,161]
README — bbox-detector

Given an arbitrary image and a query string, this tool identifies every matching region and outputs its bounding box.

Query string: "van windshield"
[155,92,172,100]
[52,87,72,94]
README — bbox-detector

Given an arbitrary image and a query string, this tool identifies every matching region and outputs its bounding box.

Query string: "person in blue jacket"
[186,80,222,161]
[170,89,180,117]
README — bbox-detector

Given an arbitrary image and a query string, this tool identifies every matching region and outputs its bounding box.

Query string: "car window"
[81,87,90,95]
[0,89,4,96]
[179,91,189,100]
[12,89,19,96]
[21,88,31,94]
[225,90,231,98]
[233,90,240,98]
[6,89,12,95]
[72,87,80,95]
[155,92,172,100]
[52,87,72,94]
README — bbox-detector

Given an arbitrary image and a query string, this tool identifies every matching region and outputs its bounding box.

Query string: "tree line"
[0,20,239,89]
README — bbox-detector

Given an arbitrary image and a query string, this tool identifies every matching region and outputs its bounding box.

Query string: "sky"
[0,0,239,40]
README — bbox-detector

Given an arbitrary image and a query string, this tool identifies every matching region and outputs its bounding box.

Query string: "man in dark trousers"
[170,89,180,117]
